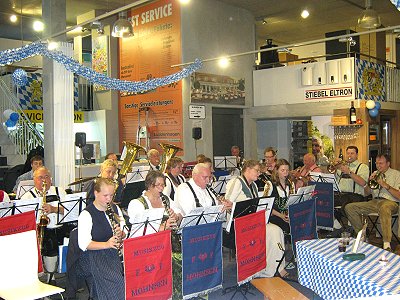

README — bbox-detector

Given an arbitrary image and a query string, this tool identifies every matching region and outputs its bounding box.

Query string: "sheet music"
[16,180,34,199]
[297,184,316,201]
[0,202,14,218]
[309,172,340,192]
[129,208,164,238]
[212,175,232,194]
[13,198,41,222]
[126,165,151,184]
[179,205,223,231]
[59,192,87,223]
[225,156,237,168]
[214,156,226,169]
[256,197,274,223]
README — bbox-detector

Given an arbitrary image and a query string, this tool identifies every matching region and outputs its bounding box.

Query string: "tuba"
[159,143,183,173]
[119,141,147,177]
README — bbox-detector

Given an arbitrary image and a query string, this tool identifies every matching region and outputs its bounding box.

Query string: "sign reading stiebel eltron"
[305,86,353,100]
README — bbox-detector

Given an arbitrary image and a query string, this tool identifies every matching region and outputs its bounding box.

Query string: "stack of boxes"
[292,121,313,169]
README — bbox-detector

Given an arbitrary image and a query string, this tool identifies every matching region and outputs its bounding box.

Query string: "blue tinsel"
[12,68,28,86]
[1,42,202,92]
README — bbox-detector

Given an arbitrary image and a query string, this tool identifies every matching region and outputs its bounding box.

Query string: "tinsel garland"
[1,42,202,92]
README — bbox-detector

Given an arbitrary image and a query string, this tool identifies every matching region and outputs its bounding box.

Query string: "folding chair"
[367,213,400,243]
[0,230,65,300]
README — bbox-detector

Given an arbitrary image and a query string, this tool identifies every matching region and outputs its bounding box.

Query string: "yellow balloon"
[366,100,375,109]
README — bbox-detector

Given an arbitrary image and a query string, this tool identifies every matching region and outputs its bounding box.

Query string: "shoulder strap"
[137,196,149,210]
[186,182,201,207]
[353,163,363,193]
[165,176,176,200]
[29,190,36,197]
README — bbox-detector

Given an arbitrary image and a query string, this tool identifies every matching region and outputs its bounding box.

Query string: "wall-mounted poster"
[190,72,245,105]
[92,35,109,92]
[118,0,183,153]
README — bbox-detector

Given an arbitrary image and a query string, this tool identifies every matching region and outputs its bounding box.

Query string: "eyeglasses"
[264,155,274,159]
[251,168,261,173]
[35,175,51,180]
[154,183,166,188]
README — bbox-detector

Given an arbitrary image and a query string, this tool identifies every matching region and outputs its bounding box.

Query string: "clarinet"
[106,203,123,258]
[160,193,177,230]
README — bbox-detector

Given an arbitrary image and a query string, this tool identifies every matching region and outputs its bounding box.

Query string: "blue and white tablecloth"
[297,238,400,300]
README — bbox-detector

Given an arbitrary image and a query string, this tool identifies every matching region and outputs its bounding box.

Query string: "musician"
[255,162,269,192]
[13,155,43,192]
[105,152,118,161]
[83,159,124,206]
[175,163,219,216]
[20,167,66,281]
[345,154,400,251]
[230,146,242,176]
[334,146,369,227]
[78,178,125,300]
[263,159,296,234]
[163,157,186,200]
[263,147,277,179]
[224,159,287,278]
[128,171,182,299]
[147,148,161,170]
[293,153,321,189]
[312,136,329,167]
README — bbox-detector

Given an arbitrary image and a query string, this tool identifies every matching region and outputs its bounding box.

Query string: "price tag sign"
[189,105,206,119]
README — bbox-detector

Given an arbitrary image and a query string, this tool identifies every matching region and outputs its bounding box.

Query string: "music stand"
[128,208,164,238]
[256,196,274,223]
[12,198,41,223]
[16,180,35,199]
[0,202,14,218]
[309,172,340,192]
[212,175,232,195]
[179,205,223,231]
[57,192,87,224]
[226,197,259,233]
[125,165,150,184]
[214,156,238,170]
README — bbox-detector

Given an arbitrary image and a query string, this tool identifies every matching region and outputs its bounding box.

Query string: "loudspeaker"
[82,144,94,161]
[75,132,86,148]
[192,127,202,140]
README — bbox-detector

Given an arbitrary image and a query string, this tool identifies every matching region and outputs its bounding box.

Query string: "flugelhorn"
[327,160,348,174]
[159,143,183,173]
[368,171,386,190]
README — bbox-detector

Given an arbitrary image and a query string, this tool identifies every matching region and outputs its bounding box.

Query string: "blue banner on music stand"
[289,199,317,254]
[182,222,223,299]
[310,182,334,230]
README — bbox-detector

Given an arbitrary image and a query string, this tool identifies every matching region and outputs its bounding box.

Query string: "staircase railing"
[0,77,44,160]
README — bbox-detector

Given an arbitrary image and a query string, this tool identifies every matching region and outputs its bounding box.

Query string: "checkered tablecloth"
[297,238,400,300]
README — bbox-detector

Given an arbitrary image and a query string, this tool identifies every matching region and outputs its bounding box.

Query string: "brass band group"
[2,140,400,300]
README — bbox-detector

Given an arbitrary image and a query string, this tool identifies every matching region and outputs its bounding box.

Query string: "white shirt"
[127,191,182,222]
[175,179,216,216]
[20,186,66,228]
[163,173,186,200]
[78,205,125,251]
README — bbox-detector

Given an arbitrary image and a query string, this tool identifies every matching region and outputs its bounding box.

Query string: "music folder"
[179,205,223,232]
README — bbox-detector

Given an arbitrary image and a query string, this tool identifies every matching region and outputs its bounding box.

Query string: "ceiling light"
[10,15,17,23]
[218,57,230,68]
[358,0,381,29]
[179,0,190,4]
[262,18,267,25]
[301,9,310,19]
[112,11,134,38]
[33,20,44,32]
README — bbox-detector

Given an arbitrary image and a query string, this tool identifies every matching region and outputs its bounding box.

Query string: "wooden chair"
[0,230,65,300]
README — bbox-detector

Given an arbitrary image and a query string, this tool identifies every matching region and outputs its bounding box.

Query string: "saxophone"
[38,181,50,251]
[106,202,123,258]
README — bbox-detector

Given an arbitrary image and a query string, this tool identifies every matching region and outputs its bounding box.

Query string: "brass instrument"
[327,160,348,174]
[368,171,386,190]
[159,143,183,173]
[38,181,50,251]
[120,141,147,177]
[106,202,123,258]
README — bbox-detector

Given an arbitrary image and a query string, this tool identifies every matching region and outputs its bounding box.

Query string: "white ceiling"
[0,0,399,46]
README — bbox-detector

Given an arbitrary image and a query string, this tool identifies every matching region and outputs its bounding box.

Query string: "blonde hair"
[101,159,118,171]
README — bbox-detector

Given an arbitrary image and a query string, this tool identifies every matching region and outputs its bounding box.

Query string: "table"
[297,238,400,300]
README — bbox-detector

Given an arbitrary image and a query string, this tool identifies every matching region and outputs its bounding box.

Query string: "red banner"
[0,210,43,272]
[124,230,172,300]
[235,210,266,284]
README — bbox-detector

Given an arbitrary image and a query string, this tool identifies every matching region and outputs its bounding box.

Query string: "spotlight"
[301,9,310,19]
[262,18,267,25]
[112,11,134,38]
[10,15,17,23]
[218,57,230,68]
[33,20,44,32]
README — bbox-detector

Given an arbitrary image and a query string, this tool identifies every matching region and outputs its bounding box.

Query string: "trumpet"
[327,160,348,174]
[368,171,386,190]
